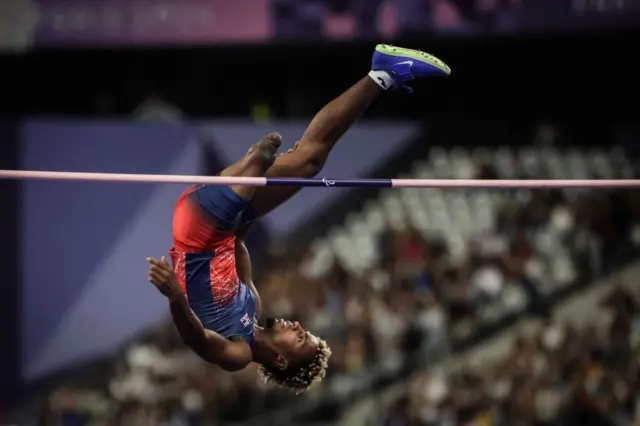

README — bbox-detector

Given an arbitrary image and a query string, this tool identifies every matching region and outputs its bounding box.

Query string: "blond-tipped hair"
[257,338,331,394]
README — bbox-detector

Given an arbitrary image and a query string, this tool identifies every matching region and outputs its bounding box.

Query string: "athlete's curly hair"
[257,338,332,394]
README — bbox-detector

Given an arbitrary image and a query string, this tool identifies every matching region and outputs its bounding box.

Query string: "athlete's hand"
[147,256,183,300]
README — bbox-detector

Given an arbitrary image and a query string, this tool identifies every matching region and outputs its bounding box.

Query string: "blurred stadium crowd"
[36,143,640,426]
[376,276,640,426]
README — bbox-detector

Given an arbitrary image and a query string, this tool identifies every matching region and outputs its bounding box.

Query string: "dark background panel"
[1,30,638,122]
[0,123,19,402]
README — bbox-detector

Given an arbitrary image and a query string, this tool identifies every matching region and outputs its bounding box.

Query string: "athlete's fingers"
[147,257,165,268]
[148,271,164,285]
[148,264,163,274]
[148,271,169,286]
[153,262,173,274]
[160,256,172,269]
[148,266,163,277]
[149,265,171,278]
[148,269,164,280]
[147,257,172,272]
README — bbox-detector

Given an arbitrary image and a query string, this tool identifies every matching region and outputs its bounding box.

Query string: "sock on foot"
[368,70,393,90]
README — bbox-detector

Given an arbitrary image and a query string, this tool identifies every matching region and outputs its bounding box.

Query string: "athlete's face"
[266,318,319,366]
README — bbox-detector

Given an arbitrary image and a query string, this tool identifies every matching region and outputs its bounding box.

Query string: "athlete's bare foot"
[246,132,283,172]
[221,132,282,200]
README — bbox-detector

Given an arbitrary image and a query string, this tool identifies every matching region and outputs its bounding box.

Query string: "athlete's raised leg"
[249,44,451,217]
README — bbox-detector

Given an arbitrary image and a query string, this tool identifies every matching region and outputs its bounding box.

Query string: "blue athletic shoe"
[371,44,451,93]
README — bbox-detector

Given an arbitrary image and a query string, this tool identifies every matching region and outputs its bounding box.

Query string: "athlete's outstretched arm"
[169,295,251,371]
[147,257,252,371]
[249,76,383,217]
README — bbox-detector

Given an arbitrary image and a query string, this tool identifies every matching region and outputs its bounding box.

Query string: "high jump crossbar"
[0,170,639,189]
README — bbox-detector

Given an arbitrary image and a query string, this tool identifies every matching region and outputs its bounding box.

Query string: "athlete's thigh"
[249,144,322,217]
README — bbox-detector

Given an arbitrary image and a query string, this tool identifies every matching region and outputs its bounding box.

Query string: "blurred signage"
[5,0,639,47]
[32,0,271,46]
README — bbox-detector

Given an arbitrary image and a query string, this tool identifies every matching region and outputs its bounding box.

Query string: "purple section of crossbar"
[266,177,393,187]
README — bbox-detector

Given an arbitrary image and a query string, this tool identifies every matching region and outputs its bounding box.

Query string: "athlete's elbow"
[179,329,207,348]
[216,352,251,371]
[219,359,250,372]
[219,343,253,371]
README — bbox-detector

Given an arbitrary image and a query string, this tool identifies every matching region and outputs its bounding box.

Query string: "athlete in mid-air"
[146,44,450,393]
